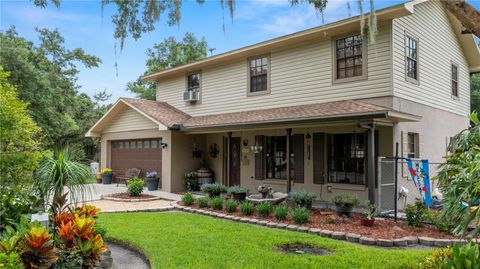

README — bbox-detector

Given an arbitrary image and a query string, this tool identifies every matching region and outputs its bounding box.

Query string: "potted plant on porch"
[146,171,160,191]
[361,200,377,226]
[228,186,249,201]
[332,194,359,217]
[100,168,113,184]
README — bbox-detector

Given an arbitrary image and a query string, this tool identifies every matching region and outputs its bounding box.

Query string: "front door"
[230,137,241,186]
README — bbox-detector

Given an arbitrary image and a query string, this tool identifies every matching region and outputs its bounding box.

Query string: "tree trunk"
[440,0,480,38]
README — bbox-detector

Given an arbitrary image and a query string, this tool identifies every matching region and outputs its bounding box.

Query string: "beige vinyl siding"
[103,107,158,133]
[156,23,393,117]
[392,1,470,116]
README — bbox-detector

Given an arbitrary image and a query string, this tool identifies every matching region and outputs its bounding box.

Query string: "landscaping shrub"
[0,253,23,269]
[224,199,238,213]
[182,192,194,206]
[127,177,144,196]
[446,243,480,268]
[53,250,83,269]
[93,220,107,238]
[416,248,451,269]
[331,195,359,209]
[256,201,273,218]
[201,183,227,198]
[289,192,316,209]
[227,186,249,201]
[292,207,310,225]
[0,186,42,231]
[197,197,209,208]
[405,199,428,227]
[427,210,451,232]
[273,205,288,221]
[209,197,223,210]
[240,201,254,216]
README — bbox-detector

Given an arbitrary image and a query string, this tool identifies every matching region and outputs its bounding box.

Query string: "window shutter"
[292,134,304,183]
[254,135,265,180]
[401,131,409,176]
[418,134,423,158]
[313,133,325,184]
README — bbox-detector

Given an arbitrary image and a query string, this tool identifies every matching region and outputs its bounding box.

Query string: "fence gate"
[377,156,442,216]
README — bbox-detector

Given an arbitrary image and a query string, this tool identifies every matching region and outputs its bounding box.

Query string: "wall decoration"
[243,139,249,146]
[209,143,219,158]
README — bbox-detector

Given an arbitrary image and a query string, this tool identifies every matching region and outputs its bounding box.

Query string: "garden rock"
[240,217,250,223]
[267,222,277,228]
[331,232,346,240]
[297,226,309,233]
[434,239,452,247]
[376,239,394,247]
[276,223,288,229]
[258,220,269,226]
[404,236,418,245]
[308,228,321,235]
[418,237,435,246]
[392,238,407,247]
[286,225,299,231]
[346,233,360,243]
[359,237,376,246]
[320,230,333,238]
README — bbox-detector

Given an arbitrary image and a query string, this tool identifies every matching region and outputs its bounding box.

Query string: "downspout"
[357,122,376,205]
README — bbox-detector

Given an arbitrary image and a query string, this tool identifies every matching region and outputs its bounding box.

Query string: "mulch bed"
[179,201,456,240]
[106,193,158,200]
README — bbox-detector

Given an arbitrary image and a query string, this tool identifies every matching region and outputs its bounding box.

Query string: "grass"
[100,212,428,269]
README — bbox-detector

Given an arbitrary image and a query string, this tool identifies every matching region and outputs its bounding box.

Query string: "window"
[407,133,419,158]
[187,73,200,92]
[265,136,287,179]
[328,133,365,185]
[112,139,161,150]
[451,63,458,97]
[405,34,419,83]
[248,56,269,94]
[334,34,364,81]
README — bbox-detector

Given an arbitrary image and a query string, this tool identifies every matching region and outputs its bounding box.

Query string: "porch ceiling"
[180,100,421,132]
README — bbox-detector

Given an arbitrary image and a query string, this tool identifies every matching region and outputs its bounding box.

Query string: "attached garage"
[111,139,162,178]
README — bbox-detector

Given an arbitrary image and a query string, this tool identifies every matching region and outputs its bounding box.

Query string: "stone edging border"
[101,195,162,202]
[168,202,472,248]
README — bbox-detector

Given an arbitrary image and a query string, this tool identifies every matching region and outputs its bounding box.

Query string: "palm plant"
[35,147,92,209]
[435,113,480,239]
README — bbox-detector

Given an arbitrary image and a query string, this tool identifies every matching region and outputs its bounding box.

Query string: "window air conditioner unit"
[183,90,200,102]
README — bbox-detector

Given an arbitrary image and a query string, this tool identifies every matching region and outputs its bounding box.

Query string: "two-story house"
[87,0,480,203]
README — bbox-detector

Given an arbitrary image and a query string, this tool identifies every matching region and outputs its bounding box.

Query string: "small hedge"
[182,192,194,206]
[273,205,288,221]
[197,197,209,208]
[256,201,273,218]
[224,199,238,213]
[240,201,254,216]
[127,178,144,196]
[292,207,310,224]
[209,197,224,210]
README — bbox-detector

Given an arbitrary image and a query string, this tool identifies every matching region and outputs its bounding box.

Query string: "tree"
[127,32,208,100]
[0,27,106,154]
[472,74,480,113]
[0,66,42,188]
[32,0,480,51]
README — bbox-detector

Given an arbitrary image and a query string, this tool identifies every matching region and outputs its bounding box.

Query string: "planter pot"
[96,173,102,183]
[361,218,375,226]
[102,173,113,184]
[232,193,247,201]
[298,201,313,210]
[146,177,159,191]
[335,205,353,217]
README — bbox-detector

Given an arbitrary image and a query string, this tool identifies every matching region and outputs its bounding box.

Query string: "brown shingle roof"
[182,100,393,129]
[121,97,191,128]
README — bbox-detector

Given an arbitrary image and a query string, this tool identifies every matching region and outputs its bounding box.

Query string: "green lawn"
[100,212,428,269]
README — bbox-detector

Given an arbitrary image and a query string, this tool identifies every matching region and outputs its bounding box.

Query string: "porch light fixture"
[160,143,168,149]
[251,142,263,154]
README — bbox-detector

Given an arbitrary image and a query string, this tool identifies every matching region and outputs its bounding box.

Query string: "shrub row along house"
[87,0,480,203]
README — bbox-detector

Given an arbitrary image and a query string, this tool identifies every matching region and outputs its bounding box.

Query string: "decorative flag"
[406,158,432,207]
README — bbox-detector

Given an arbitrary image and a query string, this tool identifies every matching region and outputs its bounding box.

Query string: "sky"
[1,0,479,102]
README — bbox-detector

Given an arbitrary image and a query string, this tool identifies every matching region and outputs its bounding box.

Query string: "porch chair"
[115,168,141,187]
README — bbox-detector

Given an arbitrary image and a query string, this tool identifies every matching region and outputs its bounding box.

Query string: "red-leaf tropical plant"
[77,234,108,268]
[21,226,58,269]
[74,205,100,219]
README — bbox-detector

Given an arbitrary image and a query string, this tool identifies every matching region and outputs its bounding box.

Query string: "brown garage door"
[111,139,162,179]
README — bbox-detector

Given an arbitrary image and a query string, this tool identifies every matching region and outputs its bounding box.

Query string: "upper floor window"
[248,56,269,94]
[187,73,200,92]
[451,63,459,97]
[334,34,365,82]
[405,34,419,83]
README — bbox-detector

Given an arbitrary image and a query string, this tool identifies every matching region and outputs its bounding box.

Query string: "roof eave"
[142,3,413,81]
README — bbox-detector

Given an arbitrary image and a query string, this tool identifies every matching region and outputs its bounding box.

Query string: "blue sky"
[1,0,479,102]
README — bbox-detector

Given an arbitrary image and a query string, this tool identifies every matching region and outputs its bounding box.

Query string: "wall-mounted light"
[306,133,311,160]
[251,142,263,154]
[160,143,168,149]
